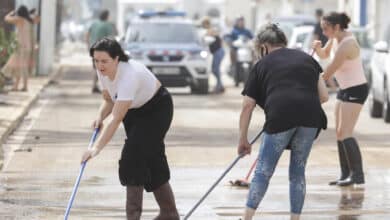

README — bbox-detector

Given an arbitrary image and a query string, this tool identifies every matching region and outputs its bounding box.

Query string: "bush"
[0,27,17,91]
[0,27,17,67]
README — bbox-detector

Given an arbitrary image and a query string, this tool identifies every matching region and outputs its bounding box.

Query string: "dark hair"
[323,12,351,30]
[315,8,323,17]
[89,37,129,62]
[16,5,33,23]
[255,23,288,48]
[99,10,109,21]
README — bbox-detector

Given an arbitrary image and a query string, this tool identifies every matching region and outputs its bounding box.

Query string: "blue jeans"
[212,48,225,89]
[246,127,317,214]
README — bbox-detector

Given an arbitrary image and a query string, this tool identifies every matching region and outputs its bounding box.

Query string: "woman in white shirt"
[81,37,179,220]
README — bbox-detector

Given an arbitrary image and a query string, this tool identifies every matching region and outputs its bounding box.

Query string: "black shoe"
[329,141,350,185]
[92,87,101,94]
[337,138,365,187]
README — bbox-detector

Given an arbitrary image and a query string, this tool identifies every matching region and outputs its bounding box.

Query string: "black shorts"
[337,83,368,104]
[118,87,173,192]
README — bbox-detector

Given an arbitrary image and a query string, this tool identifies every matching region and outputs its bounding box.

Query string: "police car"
[122,11,210,94]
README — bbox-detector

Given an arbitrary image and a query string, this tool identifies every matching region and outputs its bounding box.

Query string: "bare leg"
[153,182,179,220]
[126,186,144,220]
[12,75,20,91]
[242,207,255,220]
[21,75,28,91]
[291,213,300,220]
[336,102,363,140]
[336,102,365,186]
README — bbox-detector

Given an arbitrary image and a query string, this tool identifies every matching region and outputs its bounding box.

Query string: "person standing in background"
[312,12,368,187]
[2,5,39,92]
[201,17,225,93]
[313,8,337,92]
[313,9,328,46]
[86,9,116,93]
[28,8,40,76]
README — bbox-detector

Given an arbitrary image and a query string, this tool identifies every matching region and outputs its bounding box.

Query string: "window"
[126,23,198,43]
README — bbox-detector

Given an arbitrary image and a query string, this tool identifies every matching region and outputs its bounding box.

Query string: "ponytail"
[323,12,351,30]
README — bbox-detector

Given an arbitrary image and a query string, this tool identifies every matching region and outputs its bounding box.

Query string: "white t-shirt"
[97,60,158,109]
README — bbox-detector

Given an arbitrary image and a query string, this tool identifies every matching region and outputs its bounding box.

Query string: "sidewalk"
[0,65,62,170]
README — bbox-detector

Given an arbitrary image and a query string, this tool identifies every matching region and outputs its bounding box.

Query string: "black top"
[242,48,327,136]
[314,22,328,46]
[209,36,222,54]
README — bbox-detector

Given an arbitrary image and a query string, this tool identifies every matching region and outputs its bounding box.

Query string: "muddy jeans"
[246,127,317,214]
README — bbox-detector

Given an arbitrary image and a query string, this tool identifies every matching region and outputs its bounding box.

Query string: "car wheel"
[369,87,383,118]
[383,86,390,123]
[191,79,209,94]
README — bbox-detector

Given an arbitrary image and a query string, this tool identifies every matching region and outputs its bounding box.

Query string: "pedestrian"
[81,37,179,220]
[228,16,253,81]
[27,8,40,76]
[313,8,338,92]
[201,17,225,93]
[312,12,368,186]
[238,24,328,220]
[2,5,39,91]
[86,9,116,93]
[313,9,328,46]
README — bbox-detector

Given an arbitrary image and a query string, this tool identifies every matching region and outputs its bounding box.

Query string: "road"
[0,64,390,220]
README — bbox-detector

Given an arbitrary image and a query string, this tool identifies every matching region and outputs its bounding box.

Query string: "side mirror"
[374,41,388,53]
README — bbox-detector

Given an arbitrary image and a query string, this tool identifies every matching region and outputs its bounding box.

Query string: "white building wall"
[38,0,57,75]
[224,0,256,30]
[373,0,390,41]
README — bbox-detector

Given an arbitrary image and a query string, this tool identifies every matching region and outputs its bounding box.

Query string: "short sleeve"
[116,72,139,101]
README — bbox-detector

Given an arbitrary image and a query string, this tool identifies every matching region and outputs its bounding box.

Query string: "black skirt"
[118,86,173,192]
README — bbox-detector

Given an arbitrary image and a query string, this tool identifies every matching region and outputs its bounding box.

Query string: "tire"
[191,79,209,94]
[369,87,383,118]
[383,86,390,123]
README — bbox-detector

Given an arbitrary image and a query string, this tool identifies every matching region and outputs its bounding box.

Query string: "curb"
[0,65,64,170]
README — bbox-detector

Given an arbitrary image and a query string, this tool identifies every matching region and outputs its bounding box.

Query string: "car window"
[296,32,309,44]
[353,31,371,48]
[126,22,198,43]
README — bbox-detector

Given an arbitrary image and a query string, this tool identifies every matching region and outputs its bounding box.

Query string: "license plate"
[153,67,180,75]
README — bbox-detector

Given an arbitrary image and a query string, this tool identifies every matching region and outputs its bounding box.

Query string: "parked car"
[369,25,390,122]
[272,14,316,42]
[121,11,210,94]
[288,25,314,54]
